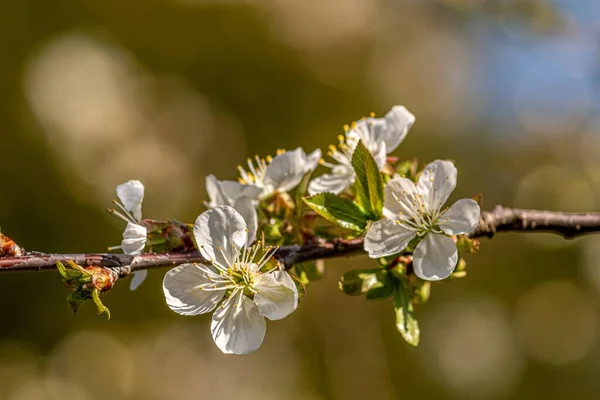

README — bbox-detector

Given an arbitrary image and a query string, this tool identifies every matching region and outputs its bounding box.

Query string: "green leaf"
[351,140,384,219]
[365,281,394,301]
[303,193,368,231]
[339,268,392,299]
[394,279,420,346]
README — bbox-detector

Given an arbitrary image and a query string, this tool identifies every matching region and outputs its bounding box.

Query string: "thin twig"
[0,206,599,276]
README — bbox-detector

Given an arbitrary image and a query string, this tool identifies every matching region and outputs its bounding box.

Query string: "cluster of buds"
[56,261,117,319]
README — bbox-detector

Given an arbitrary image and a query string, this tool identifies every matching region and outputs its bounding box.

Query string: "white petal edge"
[121,223,147,255]
[220,180,263,204]
[206,174,229,207]
[372,142,387,170]
[416,160,457,214]
[116,180,144,221]
[364,219,417,259]
[412,233,458,281]
[211,290,266,355]
[129,270,148,291]
[439,198,481,235]
[253,271,298,321]
[233,197,258,246]
[306,148,322,171]
[193,206,247,268]
[264,148,308,193]
[162,263,225,315]
[308,168,355,196]
[375,105,415,154]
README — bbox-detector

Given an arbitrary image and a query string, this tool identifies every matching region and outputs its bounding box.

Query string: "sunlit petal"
[233,197,258,246]
[416,160,457,214]
[207,175,262,207]
[163,263,226,315]
[306,148,322,171]
[206,174,229,207]
[383,177,420,220]
[412,233,458,281]
[121,222,147,255]
[211,290,266,355]
[194,206,247,268]
[439,199,481,235]
[264,148,309,193]
[364,218,417,258]
[253,271,298,320]
[116,180,144,221]
[373,105,415,154]
[308,167,355,195]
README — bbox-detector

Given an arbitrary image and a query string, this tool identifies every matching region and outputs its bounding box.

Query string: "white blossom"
[308,105,415,195]
[364,160,480,281]
[237,147,321,199]
[114,180,148,290]
[163,206,298,355]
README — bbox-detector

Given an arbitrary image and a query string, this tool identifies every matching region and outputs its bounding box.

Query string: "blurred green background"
[1,0,600,398]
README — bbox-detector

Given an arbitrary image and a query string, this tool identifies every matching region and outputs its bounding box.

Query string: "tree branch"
[471,206,600,239]
[1,206,599,276]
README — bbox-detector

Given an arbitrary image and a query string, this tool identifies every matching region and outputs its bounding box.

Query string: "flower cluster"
[105,104,481,353]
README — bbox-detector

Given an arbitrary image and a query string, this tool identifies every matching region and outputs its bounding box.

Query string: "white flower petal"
[233,197,258,246]
[439,198,481,235]
[121,223,147,255]
[373,142,387,170]
[193,206,247,268]
[344,129,362,152]
[116,180,144,221]
[206,175,262,207]
[211,290,266,355]
[412,233,458,281]
[308,167,355,195]
[364,219,417,258]
[345,123,387,168]
[220,180,263,204]
[129,270,148,291]
[264,148,309,193]
[306,148,322,171]
[206,174,228,207]
[253,271,298,321]
[373,105,415,154]
[163,263,226,315]
[417,160,457,214]
[382,177,420,220]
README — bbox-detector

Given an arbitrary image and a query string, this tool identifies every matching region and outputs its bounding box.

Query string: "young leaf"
[351,141,384,219]
[339,268,392,299]
[303,193,368,231]
[393,279,420,346]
